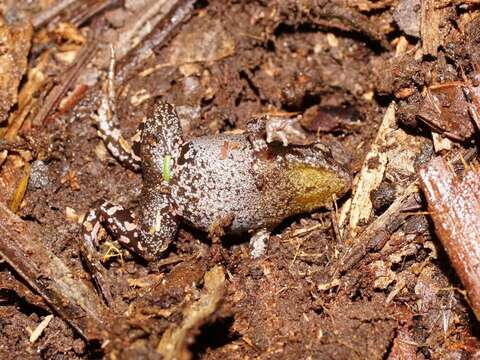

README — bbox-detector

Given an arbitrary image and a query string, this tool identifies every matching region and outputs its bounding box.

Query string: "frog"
[82,53,352,261]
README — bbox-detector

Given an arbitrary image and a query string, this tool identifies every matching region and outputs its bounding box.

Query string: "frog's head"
[269,142,352,212]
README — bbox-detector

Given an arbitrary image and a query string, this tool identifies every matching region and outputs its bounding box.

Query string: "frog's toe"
[249,228,270,258]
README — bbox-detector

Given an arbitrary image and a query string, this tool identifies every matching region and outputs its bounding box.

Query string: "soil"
[1,0,480,359]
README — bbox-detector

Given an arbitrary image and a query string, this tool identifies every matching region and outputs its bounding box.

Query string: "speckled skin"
[173,133,350,232]
[83,100,351,261]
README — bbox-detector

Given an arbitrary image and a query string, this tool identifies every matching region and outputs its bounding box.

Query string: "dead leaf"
[157,265,226,360]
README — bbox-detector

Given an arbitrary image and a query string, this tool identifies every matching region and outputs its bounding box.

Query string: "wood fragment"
[70,0,119,27]
[31,0,195,123]
[31,41,97,126]
[348,103,396,238]
[0,18,32,125]
[117,0,196,84]
[114,0,177,60]
[0,272,46,309]
[338,148,477,274]
[8,162,30,213]
[309,2,390,48]
[420,0,441,57]
[29,314,54,343]
[338,182,420,274]
[419,157,480,319]
[0,203,111,340]
[32,0,77,29]
[3,53,48,141]
[432,132,453,153]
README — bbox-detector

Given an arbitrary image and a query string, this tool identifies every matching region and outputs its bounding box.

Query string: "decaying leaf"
[157,265,226,360]
[3,62,47,141]
[417,83,475,141]
[167,19,235,66]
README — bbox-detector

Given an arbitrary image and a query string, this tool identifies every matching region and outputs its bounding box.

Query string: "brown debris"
[8,162,30,213]
[167,19,235,67]
[0,272,46,309]
[0,202,111,340]
[420,0,441,57]
[338,181,421,274]
[31,40,97,127]
[301,105,360,133]
[0,17,32,124]
[388,326,417,360]
[420,157,480,319]
[347,103,395,238]
[3,58,47,142]
[156,265,226,359]
[284,0,391,48]
[32,0,77,29]
[339,148,476,274]
[116,0,197,84]
[417,82,476,141]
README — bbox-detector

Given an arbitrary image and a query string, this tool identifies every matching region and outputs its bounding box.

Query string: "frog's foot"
[83,200,144,258]
[246,117,269,152]
[82,200,168,261]
[247,115,312,148]
[265,116,312,146]
[249,228,270,258]
[95,46,141,171]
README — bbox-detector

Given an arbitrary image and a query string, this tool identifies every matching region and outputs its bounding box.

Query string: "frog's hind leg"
[82,199,178,261]
[94,46,141,171]
[82,200,147,258]
[135,100,184,257]
[138,188,179,258]
[140,100,184,173]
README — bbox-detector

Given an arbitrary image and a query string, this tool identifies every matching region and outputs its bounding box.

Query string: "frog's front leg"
[82,199,178,261]
[95,46,142,171]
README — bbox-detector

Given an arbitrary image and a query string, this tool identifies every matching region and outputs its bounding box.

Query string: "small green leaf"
[162,155,173,182]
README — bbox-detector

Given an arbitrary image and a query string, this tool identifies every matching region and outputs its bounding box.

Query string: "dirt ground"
[1,0,480,359]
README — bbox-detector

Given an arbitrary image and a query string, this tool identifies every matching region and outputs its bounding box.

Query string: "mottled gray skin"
[83,100,352,261]
[172,134,347,232]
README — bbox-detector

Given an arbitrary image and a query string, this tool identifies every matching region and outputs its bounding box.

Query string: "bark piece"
[348,103,395,238]
[419,157,480,319]
[0,17,32,124]
[421,0,441,57]
[0,203,111,340]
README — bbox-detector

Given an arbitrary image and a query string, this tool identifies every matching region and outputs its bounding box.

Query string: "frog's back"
[172,134,264,232]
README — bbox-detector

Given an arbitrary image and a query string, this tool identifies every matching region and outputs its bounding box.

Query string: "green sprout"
[162,155,173,182]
